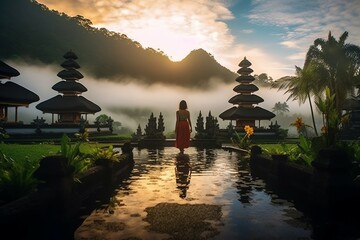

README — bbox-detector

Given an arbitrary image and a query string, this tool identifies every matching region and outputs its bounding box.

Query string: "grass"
[88,133,132,141]
[0,143,60,162]
[0,140,119,203]
[258,143,297,155]
[0,142,113,162]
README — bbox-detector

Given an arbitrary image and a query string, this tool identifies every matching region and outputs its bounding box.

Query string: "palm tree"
[276,64,321,136]
[272,101,290,115]
[305,31,360,113]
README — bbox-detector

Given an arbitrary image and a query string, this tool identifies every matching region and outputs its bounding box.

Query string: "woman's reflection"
[175,154,192,199]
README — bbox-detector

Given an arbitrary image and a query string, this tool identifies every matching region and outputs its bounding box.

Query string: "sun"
[96,18,201,62]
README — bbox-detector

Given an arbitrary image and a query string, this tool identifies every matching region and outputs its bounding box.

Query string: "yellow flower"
[244,125,254,136]
[291,117,304,132]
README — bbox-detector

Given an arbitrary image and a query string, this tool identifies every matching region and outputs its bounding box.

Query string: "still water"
[75,147,312,240]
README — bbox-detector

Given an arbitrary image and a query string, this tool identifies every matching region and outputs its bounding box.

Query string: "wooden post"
[5,107,8,121]
[15,106,18,122]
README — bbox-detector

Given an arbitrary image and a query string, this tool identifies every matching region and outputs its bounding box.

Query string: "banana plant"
[315,86,339,146]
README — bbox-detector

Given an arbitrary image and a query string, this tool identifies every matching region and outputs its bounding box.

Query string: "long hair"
[179,100,187,110]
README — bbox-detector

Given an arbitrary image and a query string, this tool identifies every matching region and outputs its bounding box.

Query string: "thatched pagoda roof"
[0,61,20,79]
[52,81,87,93]
[36,95,101,113]
[229,94,264,104]
[0,82,39,106]
[233,84,259,93]
[219,56,275,122]
[219,106,276,120]
[63,50,78,60]
[238,57,251,68]
[235,75,255,83]
[237,67,253,75]
[57,69,84,80]
[60,59,80,69]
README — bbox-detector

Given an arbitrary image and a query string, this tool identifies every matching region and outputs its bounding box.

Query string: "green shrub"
[0,151,39,203]
[90,145,120,163]
[59,133,92,176]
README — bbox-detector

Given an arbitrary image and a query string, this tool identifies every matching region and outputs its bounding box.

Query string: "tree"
[95,114,110,125]
[144,112,157,137]
[136,124,142,136]
[157,112,165,133]
[276,65,321,136]
[254,73,273,87]
[272,102,290,115]
[305,31,360,113]
[195,111,205,138]
[132,124,143,141]
[205,111,219,139]
[144,112,165,139]
[112,121,122,132]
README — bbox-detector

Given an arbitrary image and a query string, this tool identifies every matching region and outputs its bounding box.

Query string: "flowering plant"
[290,117,311,137]
[232,125,254,150]
[315,86,340,147]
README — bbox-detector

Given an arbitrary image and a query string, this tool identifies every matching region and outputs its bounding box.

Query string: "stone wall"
[0,152,134,239]
[249,146,360,211]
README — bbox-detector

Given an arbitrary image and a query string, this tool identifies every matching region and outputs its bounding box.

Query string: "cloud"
[219,44,294,79]
[36,0,360,81]
[248,0,360,59]
[288,52,306,61]
[37,0,235,62]
[280,41,301,49]
[8,62,313,131]
[36,0,298,79]
[241,29,254,34]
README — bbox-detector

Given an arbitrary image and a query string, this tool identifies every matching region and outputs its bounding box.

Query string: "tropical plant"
[293,135,317,165]
[290,117,312,137]
[315,86,340,146]
[232,125,254,150]
[287,117,325,165]
[90,145,120,163]
[0,120,8,142]
[0,151,39,203]
[305,31,360,114]
[59,133,91,175]
[276,65,321,136]
[262,137,316,166]
[272,101,290,115]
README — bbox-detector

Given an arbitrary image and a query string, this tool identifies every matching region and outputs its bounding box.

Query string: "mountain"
[0,0,237,88]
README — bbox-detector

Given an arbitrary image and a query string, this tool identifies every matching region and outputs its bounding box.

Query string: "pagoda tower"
[219,57,275,128]
[36,50,101,123]
[0,60,39,123]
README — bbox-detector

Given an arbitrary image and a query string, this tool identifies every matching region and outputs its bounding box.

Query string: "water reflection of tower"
[175,154,192,199]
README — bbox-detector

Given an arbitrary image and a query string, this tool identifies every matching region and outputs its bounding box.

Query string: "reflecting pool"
[75,147,312,239]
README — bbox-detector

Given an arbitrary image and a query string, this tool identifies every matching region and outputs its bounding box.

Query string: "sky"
[5,0,358,132]
[36,0,360,80]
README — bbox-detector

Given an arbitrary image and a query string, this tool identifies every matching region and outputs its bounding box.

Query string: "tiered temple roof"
[219,57,275,128]
[0,60,39,122]
[36,50,101,123]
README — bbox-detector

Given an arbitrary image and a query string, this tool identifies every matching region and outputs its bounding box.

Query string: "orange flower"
[244,125,254,136]
[292,117,304,132]
[321,126,327,133]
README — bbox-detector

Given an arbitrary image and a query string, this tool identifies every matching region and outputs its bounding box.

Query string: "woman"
[175,100,192,153]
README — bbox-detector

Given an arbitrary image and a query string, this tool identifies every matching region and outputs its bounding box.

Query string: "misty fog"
[6,62,322,136]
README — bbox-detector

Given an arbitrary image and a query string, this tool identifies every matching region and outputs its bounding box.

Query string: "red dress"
[175,111,190,149]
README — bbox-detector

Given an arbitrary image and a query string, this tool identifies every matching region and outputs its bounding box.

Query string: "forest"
[0,0,237,88]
